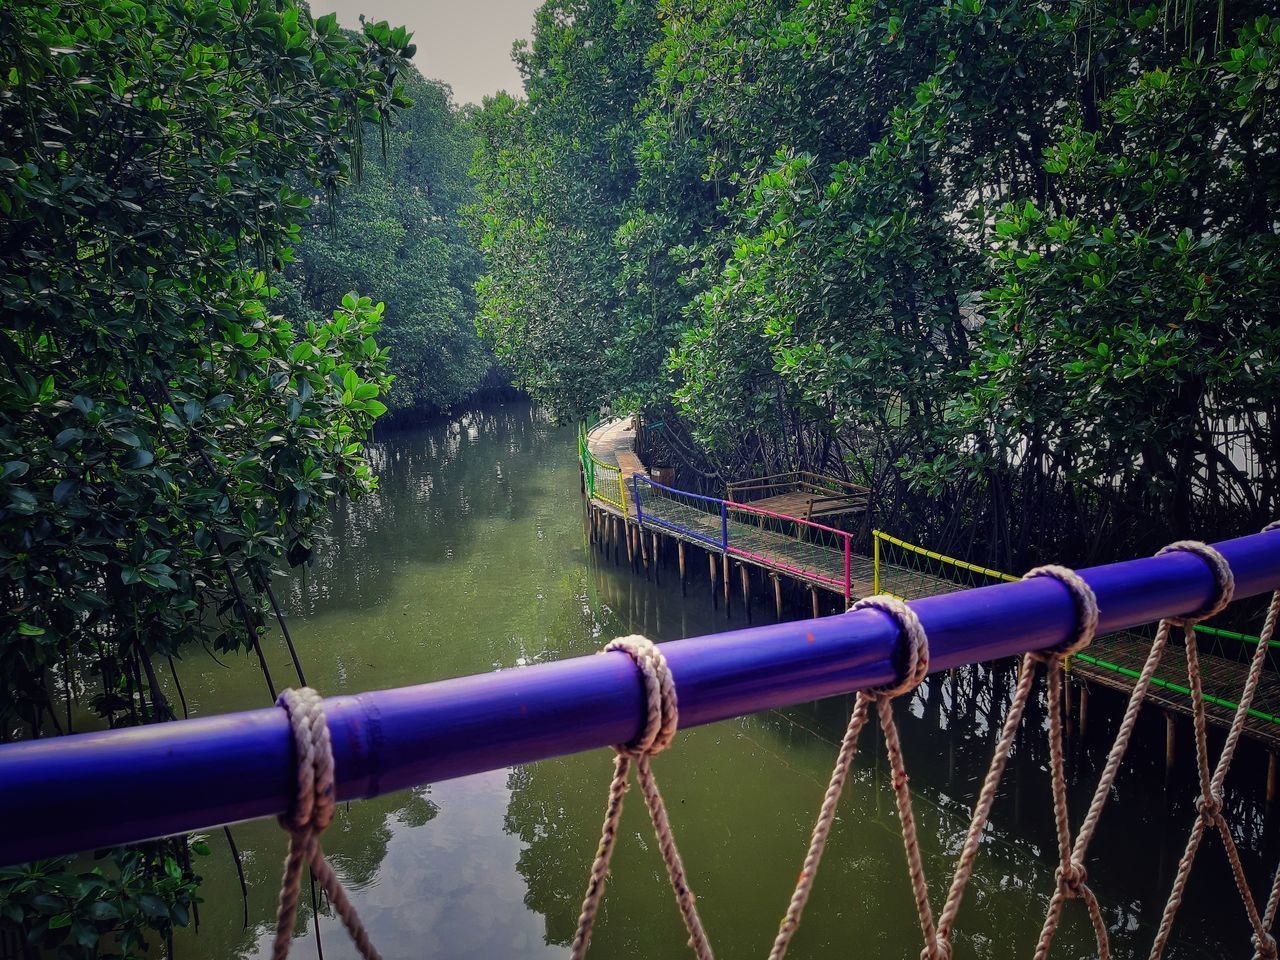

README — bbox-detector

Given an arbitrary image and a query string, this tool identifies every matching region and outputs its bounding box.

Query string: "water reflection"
[172,402,1273,959]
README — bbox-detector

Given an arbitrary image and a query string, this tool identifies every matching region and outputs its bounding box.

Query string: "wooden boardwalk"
[1071,633,1280,751]
[584,418,1280,750]
[585,418,936,603]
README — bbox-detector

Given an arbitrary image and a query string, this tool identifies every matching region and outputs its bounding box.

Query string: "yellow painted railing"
[585,456,628,519]
[872,529,1017,596]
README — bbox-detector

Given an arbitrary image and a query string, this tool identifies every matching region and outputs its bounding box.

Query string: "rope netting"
[633,475,726,551]
[566,528,1280,960]
[268,526,1280,960]
[872,528,1016,600]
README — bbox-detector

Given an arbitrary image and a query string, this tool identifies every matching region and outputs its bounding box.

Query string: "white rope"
[1148,531,1280,960]
[771,596,938,959]
[273,688,380,960]
[571,635,713,959]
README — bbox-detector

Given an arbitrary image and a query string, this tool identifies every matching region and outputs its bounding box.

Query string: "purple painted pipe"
[1,530,1277,866]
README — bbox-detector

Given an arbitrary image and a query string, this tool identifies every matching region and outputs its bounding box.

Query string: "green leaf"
[87,900,121,922]
[124,449,154,470]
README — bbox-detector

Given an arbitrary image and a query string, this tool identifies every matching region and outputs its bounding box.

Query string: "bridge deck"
[586,419,938,600]
[585,418,1280,748]
[1071,633,1280,751]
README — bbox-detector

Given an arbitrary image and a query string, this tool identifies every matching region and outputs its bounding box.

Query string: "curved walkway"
[584,418,874,600]
[583,419,1280,750]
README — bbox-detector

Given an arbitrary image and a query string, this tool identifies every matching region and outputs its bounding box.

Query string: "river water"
[172,402,1276,959]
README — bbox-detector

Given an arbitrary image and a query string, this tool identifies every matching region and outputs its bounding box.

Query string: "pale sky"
[311,0,542,106]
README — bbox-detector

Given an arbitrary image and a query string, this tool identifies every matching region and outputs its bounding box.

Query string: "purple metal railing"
[0,529,1277,864]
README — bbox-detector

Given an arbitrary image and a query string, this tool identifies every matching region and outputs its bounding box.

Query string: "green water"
[172,402,1274,959]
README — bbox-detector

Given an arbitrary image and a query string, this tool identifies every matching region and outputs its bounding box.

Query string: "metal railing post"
[873,530,881,596]
[844,535,852,605]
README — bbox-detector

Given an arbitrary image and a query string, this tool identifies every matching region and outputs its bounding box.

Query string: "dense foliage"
[283,67,493,416]
[471,0,1280,563]
[0,0,411,952]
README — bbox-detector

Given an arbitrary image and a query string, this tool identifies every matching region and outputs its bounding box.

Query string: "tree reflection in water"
[169,402,1276,959]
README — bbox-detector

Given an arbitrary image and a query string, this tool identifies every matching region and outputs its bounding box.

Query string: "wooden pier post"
[772,573,783,621]
[651,532,660,585]
[678,542,687,597]
[1078,682,1089,735]
[1165,712,1176,774]
[722,553,731,615]
[1269,753,1278,806]
[634,525,645,576]
[615,517,625,566]
[741,563,752,623]
[810,586,820,619]
[709,551,719,609]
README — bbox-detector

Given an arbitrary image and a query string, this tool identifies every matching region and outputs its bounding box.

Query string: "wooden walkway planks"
[585,418,915,601]
[1071,633,1280,751]
[582,418,1280,749]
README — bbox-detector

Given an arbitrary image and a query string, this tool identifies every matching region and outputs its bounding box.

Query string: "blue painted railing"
[0,529,1277,865]
[632,474,728,551]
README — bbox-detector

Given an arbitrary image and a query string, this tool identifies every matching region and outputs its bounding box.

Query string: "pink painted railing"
[724,500,853,603]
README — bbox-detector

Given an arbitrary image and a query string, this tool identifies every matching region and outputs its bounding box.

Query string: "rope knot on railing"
[277,687,336,836]
[273,688,379,960]
[606,634,678,758]
[856,595,929,698]
[1156,540,1235,625]
[1023,564,1098,659]
[572,635,713,960]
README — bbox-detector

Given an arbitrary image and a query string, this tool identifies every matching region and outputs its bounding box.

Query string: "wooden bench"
[726,471,870,522]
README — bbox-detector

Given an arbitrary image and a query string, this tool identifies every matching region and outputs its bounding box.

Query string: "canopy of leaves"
[0,0,411,953]
[471,0,1280,562]
[281,67,493,416]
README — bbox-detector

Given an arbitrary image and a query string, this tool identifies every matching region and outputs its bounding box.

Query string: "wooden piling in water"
[709,550,719,609]
[810,586,820,619]
[678,542,687,597]
[741,563,752,623]
[651,531,660,585]
[722,553,731,615]
[1269,753,1278,805]
[1079,682,1089,735]
[1165,712,1176,773]
[772,573,783,621]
